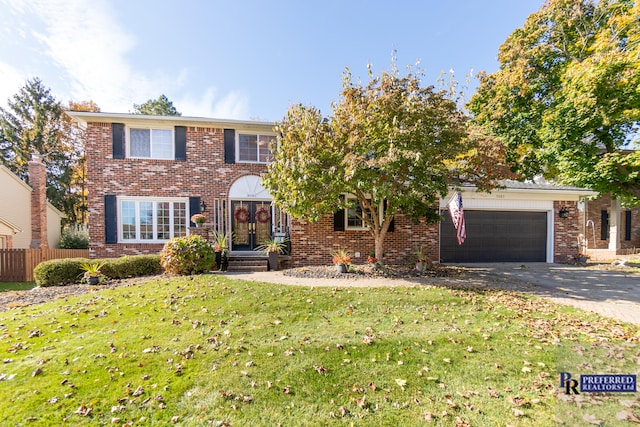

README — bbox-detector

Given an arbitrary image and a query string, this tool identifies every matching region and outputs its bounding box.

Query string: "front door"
[231,201,272,251]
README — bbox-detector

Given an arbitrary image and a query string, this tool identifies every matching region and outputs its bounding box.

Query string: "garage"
[440,210,548,262]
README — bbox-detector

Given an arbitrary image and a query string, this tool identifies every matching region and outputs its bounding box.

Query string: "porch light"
[200,200,207,212]
[558,207,569,218]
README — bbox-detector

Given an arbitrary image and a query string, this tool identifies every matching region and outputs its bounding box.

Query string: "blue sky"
[0,0,544,121]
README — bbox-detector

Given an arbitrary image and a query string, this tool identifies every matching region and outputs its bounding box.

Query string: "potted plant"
[367,254,378,269]
[190,213,207,227]
[80,261,105,285]
[256,237,288,271]
[212,231,230,270]
[331,248,352,273]
[415,246,431,272]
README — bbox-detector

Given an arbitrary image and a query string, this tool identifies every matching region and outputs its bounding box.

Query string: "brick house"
[68,111,597,265]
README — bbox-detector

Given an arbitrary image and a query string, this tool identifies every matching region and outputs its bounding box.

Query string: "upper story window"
[128,128,174,160]
[119,197,187,243]
[237,133,275,163]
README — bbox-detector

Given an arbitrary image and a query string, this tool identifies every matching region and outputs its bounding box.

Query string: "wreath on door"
[255,206,271,223]
[234,207,250,223]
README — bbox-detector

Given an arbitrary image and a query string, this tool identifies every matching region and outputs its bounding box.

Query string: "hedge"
[34,254,162,287]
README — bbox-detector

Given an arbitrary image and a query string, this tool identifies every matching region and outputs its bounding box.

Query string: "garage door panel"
[440,211,547,262]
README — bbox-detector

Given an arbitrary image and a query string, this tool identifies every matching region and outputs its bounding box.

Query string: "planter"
[220,253,228,271]
[268,252,279,271]
[215,252,222,270]
[86,276,100,285]
[335,264,348,273]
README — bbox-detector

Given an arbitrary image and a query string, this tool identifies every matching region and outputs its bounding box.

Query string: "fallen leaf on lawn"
[395,379,407,389]
[583,413,604,425]
[31,368,43,377]
[74,405,92,416]
[513,409,524,417]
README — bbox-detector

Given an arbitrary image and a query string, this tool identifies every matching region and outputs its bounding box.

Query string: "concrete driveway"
[456,263,640,325]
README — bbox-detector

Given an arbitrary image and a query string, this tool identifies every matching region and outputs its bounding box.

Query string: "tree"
[132,94,181,116]
[0,78,82,221]
[63,100,102,223]
[263,63,513,261]
[469,0,640,206]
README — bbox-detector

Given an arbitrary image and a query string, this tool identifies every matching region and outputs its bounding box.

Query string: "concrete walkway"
[227,263,640,325]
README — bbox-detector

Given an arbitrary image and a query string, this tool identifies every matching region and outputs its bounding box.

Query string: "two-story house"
[69,111,596,266]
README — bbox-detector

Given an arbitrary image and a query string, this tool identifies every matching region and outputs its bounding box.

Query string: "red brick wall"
[86,122,267,258]
[290,214,439,267]
[28,156,48,249]
[554,201,580,263]
[585,194,640,250]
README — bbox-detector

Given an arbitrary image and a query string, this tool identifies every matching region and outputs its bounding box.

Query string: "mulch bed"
[283,263,466,280]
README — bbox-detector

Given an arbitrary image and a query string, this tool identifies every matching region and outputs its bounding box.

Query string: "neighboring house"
[0,159,65,249]
[68,111,596,265]
[582,194,640,260]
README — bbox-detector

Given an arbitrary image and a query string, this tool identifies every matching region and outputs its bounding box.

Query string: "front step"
[226,256,268,272]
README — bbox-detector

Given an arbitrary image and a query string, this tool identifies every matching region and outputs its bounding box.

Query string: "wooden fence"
[0,248,90,282]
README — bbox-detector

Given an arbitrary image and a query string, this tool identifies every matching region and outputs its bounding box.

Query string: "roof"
[0,216,22,234]
[457,179,597,197]
[66,111,276,132]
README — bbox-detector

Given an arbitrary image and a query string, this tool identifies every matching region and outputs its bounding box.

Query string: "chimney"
[29,154,48,249]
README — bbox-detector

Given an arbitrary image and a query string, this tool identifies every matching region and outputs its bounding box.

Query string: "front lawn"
[0,275,637,425]
[0,281,36,292]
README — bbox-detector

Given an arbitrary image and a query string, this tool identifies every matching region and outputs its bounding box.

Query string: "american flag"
[448,192,466,245]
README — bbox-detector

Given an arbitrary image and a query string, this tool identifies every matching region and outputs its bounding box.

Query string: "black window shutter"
[189,197,201,227]
[105,195,117,244]
[625,210,632,241]
[175,126,187,161]
[112,123,125,159]
[600,210,609,240]
[333,196,345,231]
[224,129,235,164]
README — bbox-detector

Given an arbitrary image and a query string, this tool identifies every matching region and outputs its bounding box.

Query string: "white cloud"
[0,62,27,106]
[178,87,250,120]
[1,0,249,118]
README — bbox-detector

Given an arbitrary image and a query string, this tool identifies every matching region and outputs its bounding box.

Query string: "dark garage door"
[440,210,547,262]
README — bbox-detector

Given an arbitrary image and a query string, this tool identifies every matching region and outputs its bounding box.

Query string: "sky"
[0,0,546,122]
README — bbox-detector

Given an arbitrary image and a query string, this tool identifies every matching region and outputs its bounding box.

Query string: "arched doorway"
[228,175,272,252]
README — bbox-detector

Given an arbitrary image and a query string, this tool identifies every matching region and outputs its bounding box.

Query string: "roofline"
[454,184,598,197]
[0,216,22,233]
[1,165,65,218]
[0,165,33,192]
[66,111,276,130]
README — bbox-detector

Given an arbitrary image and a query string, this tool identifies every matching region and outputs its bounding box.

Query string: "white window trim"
[235,132,276,164]
[117,196,189,243]
[126,126,175,160]
[345,195,383,231]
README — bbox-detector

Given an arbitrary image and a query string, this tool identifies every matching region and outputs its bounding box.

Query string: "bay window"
[119,197,187,242]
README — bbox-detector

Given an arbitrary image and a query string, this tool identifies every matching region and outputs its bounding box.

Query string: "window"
[128,128,173,159]
[237,133,275,163]
[346,196,375,230]
[119,198,187,242]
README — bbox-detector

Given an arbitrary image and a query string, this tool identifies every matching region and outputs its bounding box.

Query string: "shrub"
[59,225,89,249]
[160,235,215,275]
[100,255,162,279]
[34,255,163,287]
[34,258,88,287]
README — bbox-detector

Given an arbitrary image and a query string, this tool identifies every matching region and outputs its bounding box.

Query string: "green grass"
[0,281,35,292]
[0,275,638,426]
